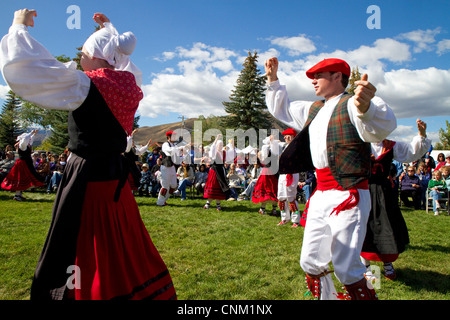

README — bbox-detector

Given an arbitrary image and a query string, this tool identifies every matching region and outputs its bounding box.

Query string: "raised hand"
[264,57,279,82]
[93,13,110,28]
[353,74,377,114]
[416,119,427,137]
[13,9,37,27]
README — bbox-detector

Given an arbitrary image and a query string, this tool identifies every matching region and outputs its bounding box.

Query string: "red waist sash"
[316,168,368,216]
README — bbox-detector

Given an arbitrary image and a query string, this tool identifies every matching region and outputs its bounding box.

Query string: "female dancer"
[1,130,44,200]
[203,134,230,211]
[1,9,176,300]
[362,119,431,280]
[252,135,278,216]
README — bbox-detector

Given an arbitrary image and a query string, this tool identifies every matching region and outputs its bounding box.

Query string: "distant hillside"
[133,116,289,147]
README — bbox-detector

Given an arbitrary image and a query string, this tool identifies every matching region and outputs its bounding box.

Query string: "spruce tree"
[347,66,361,95]
[221,51,272,136]
[0,90,23,148]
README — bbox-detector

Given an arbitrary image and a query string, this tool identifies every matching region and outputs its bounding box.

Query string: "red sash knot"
[316,168,368,216]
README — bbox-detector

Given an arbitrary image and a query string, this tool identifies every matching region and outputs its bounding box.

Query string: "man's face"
[284,134,293,143]
[311,72,341,99]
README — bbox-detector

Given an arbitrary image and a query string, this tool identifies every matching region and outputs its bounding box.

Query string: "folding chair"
[426,188,450,214]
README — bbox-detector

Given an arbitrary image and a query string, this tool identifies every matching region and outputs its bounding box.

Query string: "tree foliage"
[434,120,450,149]
[0,90,23,148]
[221,51,272,138]
[347,66,361,95]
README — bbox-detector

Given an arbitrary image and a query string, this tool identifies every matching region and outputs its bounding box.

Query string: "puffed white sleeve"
[265,80,311,132]
[135,144,149,156]
[0,24,91,111]
[16,131,34,151]
[393,135,432,163]
[348,96,397,143]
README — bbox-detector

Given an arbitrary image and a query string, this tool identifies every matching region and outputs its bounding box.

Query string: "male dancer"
[265,57,396,300]
[277,128,301,227]
[157,131,184,206]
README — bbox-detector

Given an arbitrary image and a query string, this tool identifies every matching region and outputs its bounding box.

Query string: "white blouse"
[266,80,397,169]
[17,131,36,151]
[1,24,91,111]
[371,135,431,163]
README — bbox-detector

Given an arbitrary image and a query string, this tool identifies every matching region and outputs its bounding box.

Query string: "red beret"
[282,128,297,136]
[306,58,351,79]
[166,131,174,136]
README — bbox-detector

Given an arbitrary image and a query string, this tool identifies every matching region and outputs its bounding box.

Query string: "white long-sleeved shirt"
[16,131,36,151]
[371,135,431,163]
[162,140,184,165]
[266,80,397,169]
[1,24,91,111]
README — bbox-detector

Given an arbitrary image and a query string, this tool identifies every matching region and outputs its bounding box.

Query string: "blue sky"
[0,0,449,145]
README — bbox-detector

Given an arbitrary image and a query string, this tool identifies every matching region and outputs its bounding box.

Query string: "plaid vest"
[279,93,371,190]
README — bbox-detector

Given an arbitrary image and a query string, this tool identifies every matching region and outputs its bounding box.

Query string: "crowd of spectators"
[0,146,69,194]
[2,141,449,213]
[132,142,316,204]
[397,151,450,214]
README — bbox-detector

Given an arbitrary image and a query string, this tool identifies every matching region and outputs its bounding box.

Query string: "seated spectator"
[194,164,208,195]
[174,161,194,200]
[1,145,14,160]
[435,152,450,172]
[36,152,50,186]
[147,147,160,170]
[138,163,152,197]
[399,165,421,209]
[428,169,448,216]
[298,170,316,203]
[47,153,67,193]
[442,166,450,191]
[416,162,431,209]
[31,152,40,169]
[235,163,245,175]
[226,163,241,200]
[237,162,261,201]
[150,158,162,197]
[0,151,16,181]
[434,152,446,171]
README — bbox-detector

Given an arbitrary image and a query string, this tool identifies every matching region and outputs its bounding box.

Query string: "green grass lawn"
[0,189,449,300]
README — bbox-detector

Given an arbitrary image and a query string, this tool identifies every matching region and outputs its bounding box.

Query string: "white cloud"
[376,67,450,118]
[388,123,440,145]
[138,30,450,138]
[397,28,441,53]
[437,39,450,55]
[270,35,316,56]
[139,43,242,120]
[0,85,9,99]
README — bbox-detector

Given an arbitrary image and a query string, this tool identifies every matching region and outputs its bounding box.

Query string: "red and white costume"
[157,131,183,206]
[1,20,176,300]
[1,131,44,194]
[276,129,300,226]
[266,59,396,299]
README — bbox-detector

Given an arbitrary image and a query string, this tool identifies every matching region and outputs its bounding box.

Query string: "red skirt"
[252,167,278,203]
[204,169,227,200]
[1,159,44,191]
[360,252,399,263]
[74,180,176,300]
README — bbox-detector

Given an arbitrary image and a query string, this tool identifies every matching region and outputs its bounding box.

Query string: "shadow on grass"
[135,196,261,213]
[396,268,450,295]
[0,192,55,203]
[407,244,450,255]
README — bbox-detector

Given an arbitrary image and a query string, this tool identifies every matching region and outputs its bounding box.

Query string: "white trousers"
[157,165,178,206]
[278,173,300,223]
[299,188,371,299]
